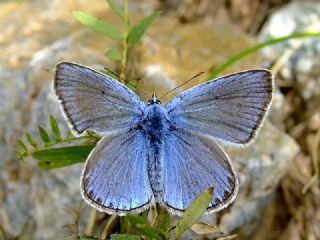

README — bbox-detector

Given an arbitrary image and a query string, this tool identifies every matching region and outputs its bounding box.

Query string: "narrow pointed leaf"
[73,11,122,40]
[14,150,24,160]
[155,206,171,232]
[105,47,122,61]
[32,145,95,169]
[127,11,160,46]
[38,126,51,144]
[127,215,147,225]
[26,133,38,148]
[106,0,124,18]
[191,222,222,235]
[50,115,61,140]
[127,215,167,240]
[208,31,320,79]
[126,79,137,91]
[175,187,214,239]
[17,139,28,153]
[110,234,140,240]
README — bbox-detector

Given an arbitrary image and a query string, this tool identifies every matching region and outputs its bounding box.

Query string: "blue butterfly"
[54,62,273,215]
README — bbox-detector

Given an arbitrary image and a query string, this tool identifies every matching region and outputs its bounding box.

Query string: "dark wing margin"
[54,62,145,135]
[165,70,273,145]
[161,129,239,215]
[81,129,154,215]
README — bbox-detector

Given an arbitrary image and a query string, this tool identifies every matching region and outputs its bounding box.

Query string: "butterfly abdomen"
[141,104,171,198]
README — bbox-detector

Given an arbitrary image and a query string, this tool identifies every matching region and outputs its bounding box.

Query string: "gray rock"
[220,120,299,236]
[259,2,320,100]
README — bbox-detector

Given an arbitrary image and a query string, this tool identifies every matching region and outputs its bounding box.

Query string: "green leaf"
[50,115,61,141]
[127,215,167,240]
[26,133,38,148]
[14,150,24,160]
[110,234,140,240]
[38,126,51,144]
[127,11,160,46]
[126,79,137,91]
[190,222,223,235]
[175,187,214,239]
[208,31,320,80]
[46,66,56,76]
[120,216,130,233]
[17,139,28,153]
[155,206,171,232]
[32,145,95,169]
[80,234,100,240]
[105,47,122,61]
[72,11,123,40]
[126,214,147,225]
[106,0,124,18]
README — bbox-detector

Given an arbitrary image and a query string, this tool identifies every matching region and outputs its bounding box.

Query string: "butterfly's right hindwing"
[161,129,239,215]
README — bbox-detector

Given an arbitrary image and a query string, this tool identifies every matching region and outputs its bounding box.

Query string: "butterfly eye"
[147,99,161,105]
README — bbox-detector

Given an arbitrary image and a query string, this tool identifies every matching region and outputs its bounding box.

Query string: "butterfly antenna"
[104,67,151,100]
[159,71,205,100]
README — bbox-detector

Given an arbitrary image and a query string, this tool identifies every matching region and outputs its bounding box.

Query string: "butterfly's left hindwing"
[81,129,154,215]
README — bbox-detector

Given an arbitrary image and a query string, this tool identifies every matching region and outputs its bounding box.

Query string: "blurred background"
[0,0,319,239]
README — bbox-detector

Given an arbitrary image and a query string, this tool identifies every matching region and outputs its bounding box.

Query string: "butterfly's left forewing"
[81,128,154,215]
[161,129,239,215]
[55,62,145,135]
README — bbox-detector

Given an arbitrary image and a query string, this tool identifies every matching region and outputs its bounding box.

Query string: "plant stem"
[85,208,96,234]
[20,135,96,161]
[101,215,117,239]
[45,135,94,148]
[207,31,320,80]
[120,0,129,80]
[154,205,170,232]
[302,128,320,194]
[0,224,8,240]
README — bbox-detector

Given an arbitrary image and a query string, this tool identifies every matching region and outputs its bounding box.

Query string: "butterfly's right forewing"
[165,70,273,145]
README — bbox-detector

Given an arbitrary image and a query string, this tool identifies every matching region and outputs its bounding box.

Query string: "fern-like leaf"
[50,115,61,141]
[26,132,38,148]
[38,126,51,145]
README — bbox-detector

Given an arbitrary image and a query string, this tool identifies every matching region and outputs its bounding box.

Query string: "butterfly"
[54,62,273,216]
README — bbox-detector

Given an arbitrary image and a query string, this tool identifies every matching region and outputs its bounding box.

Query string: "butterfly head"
[147,93,161,105]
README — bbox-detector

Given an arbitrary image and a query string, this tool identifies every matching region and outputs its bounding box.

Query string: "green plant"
[207,31,320,80]
[73,0,159,81]
[15,0,320,239]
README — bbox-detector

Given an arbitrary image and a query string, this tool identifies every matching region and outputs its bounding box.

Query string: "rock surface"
[259,2,320,100]
[0,0,299,239]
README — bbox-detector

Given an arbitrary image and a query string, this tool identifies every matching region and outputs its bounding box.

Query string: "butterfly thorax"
[140,103,171,142]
